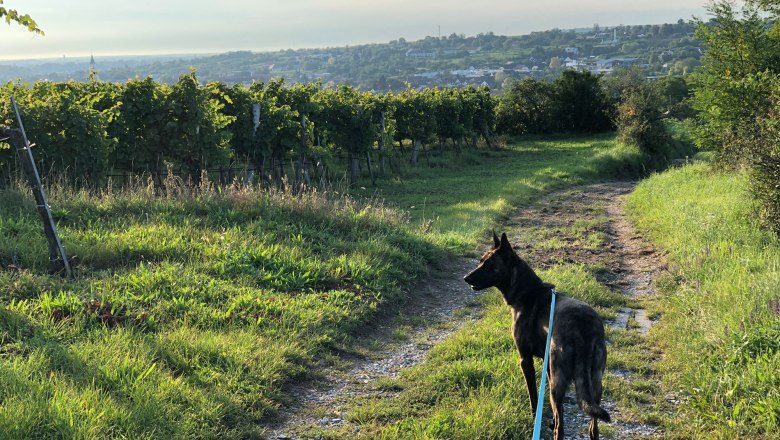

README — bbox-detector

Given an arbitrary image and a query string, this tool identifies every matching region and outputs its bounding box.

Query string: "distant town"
[0,20,701,91]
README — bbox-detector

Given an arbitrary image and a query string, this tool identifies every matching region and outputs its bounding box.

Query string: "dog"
[463,232,610,440]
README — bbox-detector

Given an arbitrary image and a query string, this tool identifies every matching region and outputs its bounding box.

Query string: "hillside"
[1,21,701,90]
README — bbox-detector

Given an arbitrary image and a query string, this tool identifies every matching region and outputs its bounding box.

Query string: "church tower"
[88,53,99,80]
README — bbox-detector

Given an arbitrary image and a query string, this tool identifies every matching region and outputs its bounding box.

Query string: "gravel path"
[264,259,482,439]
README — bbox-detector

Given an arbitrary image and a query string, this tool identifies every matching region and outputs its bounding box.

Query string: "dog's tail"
[574,341,611,423]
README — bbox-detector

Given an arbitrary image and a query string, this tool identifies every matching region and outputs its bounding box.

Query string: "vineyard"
[0,69,676,190]
[0,73,498,187]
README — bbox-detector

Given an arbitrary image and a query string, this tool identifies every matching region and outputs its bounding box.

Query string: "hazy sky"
[1,0,711,60]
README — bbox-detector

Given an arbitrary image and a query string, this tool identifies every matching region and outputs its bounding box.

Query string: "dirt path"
[264,181,669,439]
[507,182,668,439]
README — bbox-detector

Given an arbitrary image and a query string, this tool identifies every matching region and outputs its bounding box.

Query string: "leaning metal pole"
[10,96,73,279]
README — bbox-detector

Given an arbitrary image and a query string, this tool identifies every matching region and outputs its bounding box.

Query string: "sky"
[1,0,711,61]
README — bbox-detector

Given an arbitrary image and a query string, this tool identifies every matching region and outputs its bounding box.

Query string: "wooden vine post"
[2,97,73,278]
[378,111,386,176]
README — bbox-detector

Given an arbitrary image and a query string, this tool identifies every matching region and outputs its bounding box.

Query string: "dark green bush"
[615,83,672,157]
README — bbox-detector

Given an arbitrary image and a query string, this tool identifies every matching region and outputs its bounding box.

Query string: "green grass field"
[0,135,644,438]
[627,164,780,439]
[0,182,438,438]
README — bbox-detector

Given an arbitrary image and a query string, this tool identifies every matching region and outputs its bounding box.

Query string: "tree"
[692,0,780,233]
[111,77,170,174]
[614,80,671,156]
[0,0,43,34]
[496,78,555,135]
[494,70,510,84]
[691,1,780,163]
[317,86,378,184]
[552,70,612,133]
[165,71,234,181]
[11,81,115,183]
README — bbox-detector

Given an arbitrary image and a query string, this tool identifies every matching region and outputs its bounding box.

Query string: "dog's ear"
[500,232,512,250]
[492,230,500,248]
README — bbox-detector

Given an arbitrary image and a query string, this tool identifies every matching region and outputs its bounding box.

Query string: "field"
[4,133,775,439]
[0,135,643,438]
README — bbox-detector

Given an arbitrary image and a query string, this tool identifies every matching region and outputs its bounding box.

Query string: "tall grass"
[0,175,436,438]
[627,163,780,439]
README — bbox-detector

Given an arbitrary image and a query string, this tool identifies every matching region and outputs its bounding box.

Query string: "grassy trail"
[266,258,483,439]
[294,182,672,439]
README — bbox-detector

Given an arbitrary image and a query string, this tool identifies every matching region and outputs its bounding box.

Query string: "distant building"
[88,53,99,80]
[597,58,638,68]
[406,49,437,58]
[565,47,579,56]
[591,57,639,73]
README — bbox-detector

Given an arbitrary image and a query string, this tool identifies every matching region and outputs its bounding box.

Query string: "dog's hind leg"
[589,357,605,440]
[549,371,567,440]
[589,417,599,440]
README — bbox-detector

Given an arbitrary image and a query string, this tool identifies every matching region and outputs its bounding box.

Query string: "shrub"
[615,82,672,157]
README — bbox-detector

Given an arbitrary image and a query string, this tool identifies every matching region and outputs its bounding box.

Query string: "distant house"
[406,49,437,58]
[612,58,639,67]
[563,58,580,68]
[593,58,639,72]
[415,71,440,79]
[565,47,579,56]
[450,66,497,78]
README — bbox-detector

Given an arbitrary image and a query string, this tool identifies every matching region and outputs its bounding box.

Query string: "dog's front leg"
[520,356,538,416]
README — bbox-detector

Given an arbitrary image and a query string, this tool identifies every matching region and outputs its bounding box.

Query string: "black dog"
[464,232,610,440]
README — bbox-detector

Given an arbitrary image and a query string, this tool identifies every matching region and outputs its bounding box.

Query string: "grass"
[362,134,646,253]
[0,179,436,438]
[0,134,644,438]
[627,163,780,439]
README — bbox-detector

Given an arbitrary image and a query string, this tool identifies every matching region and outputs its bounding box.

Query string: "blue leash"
[532,288,556,440]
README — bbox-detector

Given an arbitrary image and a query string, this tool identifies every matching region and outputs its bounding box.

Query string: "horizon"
[1,0,709,62]
[0,21,676,64]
